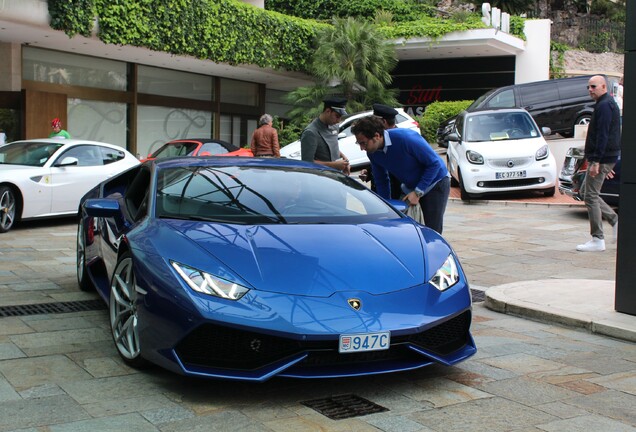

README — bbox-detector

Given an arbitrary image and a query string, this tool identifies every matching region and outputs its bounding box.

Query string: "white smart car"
[445,108,557,200]
[280,108,421,169]
[0,139,139,232]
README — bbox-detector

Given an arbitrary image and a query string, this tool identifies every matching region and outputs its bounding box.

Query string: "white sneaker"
[612,221,618,244]
[576,238,606,252]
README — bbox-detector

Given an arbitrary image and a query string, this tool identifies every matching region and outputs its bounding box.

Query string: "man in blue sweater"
[351,116,450,234]
[577,75,621,252]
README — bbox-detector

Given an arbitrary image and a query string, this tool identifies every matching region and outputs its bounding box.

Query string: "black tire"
[544,186,556,197]
[109,251,149,368]
[458,170,471,201]
[0,185,18,233]
[76,220,94,291]
[447,156,459,187]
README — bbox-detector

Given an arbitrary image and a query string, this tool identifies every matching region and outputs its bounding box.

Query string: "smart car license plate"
[496,170,526,179]
[339,332,390,353]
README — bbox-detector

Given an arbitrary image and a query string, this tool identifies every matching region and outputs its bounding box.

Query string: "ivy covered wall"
[48,0,327,72]
[48,0,525,74]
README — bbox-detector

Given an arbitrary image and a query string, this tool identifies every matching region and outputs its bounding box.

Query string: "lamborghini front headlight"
[171,261,249,300]
[428,254,460,291]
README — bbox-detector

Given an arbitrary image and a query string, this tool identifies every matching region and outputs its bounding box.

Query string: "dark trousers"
[419,177,450,234]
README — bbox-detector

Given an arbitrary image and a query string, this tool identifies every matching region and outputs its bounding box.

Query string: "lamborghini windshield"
[155,165,403,224]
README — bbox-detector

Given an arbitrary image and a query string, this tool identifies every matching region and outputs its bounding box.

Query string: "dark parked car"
[558,145,620,207]
[437,75,618,147]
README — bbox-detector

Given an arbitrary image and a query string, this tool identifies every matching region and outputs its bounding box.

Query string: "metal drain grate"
[470,289,486,303]
[301,394,388,420]
[0,299,106,317]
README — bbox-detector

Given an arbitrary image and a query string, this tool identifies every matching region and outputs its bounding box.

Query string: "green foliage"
[591,0,626,21]
[509,16,526,40]
[48,0,326,72]
[274,117,309,146]
[379,14,488,40]
[550,41,569,78]
[265,0,436,22]
[48,0,96,37]
[417,100,472,143]
[285,17,399,123]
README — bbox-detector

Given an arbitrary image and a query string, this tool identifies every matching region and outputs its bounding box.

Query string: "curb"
[483,279,636,343]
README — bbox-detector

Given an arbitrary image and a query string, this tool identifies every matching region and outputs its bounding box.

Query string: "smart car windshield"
[465,112,540,142]
[0,142,64,167]
[156,165,402,224]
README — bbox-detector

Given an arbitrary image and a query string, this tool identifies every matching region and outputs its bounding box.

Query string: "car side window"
[486,89,515,108]
[98,146,126,165]
[455,115,465,138]
[519,83,557,106]
[58,145,103,166]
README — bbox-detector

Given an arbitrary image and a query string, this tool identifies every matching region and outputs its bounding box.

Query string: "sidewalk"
[482,279,636,343]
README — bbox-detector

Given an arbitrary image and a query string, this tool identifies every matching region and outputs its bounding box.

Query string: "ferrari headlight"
[171,261,249,300]
[429,254,460,291]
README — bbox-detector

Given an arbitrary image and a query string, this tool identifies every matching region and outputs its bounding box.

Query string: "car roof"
[9,138,130,149]
[462,107,531,116]
[152,155,332,171]
[342,107,411,122]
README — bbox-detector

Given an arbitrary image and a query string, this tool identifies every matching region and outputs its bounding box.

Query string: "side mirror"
[388,199,408,213]
[446,133,459,143]
[56,156,79,167]
[541,127,551,136]
[84,198,121,218]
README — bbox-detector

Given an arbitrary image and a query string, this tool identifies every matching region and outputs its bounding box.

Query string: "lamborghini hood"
[166,220,429,298]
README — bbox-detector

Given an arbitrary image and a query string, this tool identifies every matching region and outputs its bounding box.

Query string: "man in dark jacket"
[577,75,620,252]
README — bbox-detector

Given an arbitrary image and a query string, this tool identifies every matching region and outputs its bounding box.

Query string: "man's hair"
[259,113,273,126]
[351,116,385,138]
[384,116,397,127]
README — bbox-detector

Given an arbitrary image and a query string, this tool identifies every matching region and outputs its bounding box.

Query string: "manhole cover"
[0,299,106,317]
[470,289,485,303]
[301,394,388,420]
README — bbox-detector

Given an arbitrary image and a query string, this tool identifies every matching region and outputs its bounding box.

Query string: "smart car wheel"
[76,220,94,291]
[458,170,471,201]
[109,252,148,368]
[447,155,459,187]
[0,185,17,233]
[543,186,556,197]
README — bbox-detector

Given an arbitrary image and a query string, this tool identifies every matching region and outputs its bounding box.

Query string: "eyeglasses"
[587,85,597,89]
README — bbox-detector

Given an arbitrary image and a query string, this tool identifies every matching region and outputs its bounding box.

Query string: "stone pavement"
[0,199,635,431]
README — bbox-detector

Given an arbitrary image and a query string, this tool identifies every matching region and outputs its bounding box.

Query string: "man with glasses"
[300,97,350,175]
[577,75,620,252]
[352,116,450,234]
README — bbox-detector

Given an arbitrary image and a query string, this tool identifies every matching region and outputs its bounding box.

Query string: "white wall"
[515,19,551,84]
[239,0,264,7]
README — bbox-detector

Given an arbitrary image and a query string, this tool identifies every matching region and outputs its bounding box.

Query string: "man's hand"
[588,162,600,178]
[606,169,615,180]
[404,191,420,206]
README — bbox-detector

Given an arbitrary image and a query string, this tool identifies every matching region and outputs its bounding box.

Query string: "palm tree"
[285,17,399,122]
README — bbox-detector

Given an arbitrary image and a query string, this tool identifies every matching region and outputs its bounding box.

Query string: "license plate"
[496,170,526,179]
[339,331,390,353]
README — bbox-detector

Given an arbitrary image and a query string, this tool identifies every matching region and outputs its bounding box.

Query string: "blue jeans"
[419,177,450,234]
[581,162,618,239]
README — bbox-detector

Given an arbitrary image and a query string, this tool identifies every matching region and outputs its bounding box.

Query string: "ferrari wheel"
[76,221,94,291]
[0,185,17,233]
[110,252,148,368]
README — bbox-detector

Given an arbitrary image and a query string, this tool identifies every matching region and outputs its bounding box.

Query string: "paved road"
[0,202,634,432]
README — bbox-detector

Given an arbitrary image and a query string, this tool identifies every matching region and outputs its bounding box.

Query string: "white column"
[515,19,551,84]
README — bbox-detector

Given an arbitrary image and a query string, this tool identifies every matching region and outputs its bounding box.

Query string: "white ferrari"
[0,139,139,232]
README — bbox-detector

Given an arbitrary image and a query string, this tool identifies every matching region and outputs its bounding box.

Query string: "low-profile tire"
[544,186,556,197]
[447,156,459,187]
[458,170,471,201]
[110,252,149,368]
[0,185,18,233]
[76,220,94,292]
